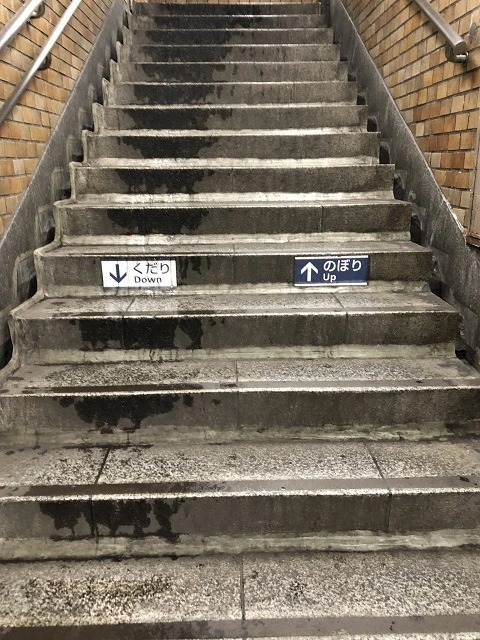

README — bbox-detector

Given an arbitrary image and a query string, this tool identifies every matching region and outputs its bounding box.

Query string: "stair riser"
[129,15,328,28]
[127,29,332,45]
[72,165,394,197]
[120,44,339,63]
[15,311,457,358]
[56,203,411,237]
[85,133,378,161]
[134,3,322,15]
[98,105,368,131]
[114,61,347,82]
[38,251,431,290]
[106,81,357,105]
[2,387,480,443]
[5,489,480,540]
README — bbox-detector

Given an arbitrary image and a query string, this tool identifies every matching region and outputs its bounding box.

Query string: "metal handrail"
[0,0,84,128]
[412,0,469,63]
[0,0,45,56]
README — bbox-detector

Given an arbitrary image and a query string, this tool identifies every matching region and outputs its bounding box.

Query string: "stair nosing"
[102,101,362,109]
[88,127,368,137]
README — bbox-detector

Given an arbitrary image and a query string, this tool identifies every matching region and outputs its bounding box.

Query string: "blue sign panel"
[294,255,369,287]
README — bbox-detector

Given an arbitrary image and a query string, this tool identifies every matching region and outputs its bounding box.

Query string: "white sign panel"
[101,259,177,288]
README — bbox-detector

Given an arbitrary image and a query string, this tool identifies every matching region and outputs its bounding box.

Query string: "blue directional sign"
[294,255,369,287]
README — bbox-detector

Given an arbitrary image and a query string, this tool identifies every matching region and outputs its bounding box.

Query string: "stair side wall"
[0,0,125,235]
[335,0,480,229]
[0,0,125,368]
[330,0,480,367]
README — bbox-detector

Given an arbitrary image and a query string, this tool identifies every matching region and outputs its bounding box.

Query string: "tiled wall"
[342,0,480,229]
[135,0,315,3]
[0,0,114,237]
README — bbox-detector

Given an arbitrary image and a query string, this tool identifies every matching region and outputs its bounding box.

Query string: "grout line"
[240,554,246,622]
[365,442,385,480]
[365,442,392,532]
[94,447,111,484]
[92,448,112,542]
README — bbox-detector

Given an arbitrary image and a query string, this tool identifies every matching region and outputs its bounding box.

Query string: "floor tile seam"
[364,442,390,530]
[240,555,246,622]
[94,448,112,484]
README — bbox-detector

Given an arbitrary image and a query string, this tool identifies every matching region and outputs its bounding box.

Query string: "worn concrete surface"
[0,555,241,626]
[2,550,480,632]
[2,6,480,621]
[243,550,480,619]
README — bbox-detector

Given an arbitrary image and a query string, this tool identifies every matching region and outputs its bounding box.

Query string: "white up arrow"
[300,261,319,282]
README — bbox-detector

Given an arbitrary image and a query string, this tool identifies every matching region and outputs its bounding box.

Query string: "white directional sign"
[101,259,177,288]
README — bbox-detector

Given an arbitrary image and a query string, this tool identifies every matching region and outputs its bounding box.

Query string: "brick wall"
[0,0,114,237]
[342,0,480,229]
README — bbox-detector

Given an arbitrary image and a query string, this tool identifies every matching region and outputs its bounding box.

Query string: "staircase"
[2,0,480,634]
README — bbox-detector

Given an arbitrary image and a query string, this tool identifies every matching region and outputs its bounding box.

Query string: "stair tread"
[131,18,325,23]
[3,549,480,629]
[2,357,479,394]
[135,2,321,5]
[127,43,331,47]
[130,27,330,31]
[18,291,454,319]
[112,79,347,85]
[2,439,480,487]
[65,190,398,206]
[132,13,325,18]
[86,156,380,168]
[102,101,360,109]
[122,59,339,64]
[135,2,321,6]
[91,127,366,136]
[44,238,427,255]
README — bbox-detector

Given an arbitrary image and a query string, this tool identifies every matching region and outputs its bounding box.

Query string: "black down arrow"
[110,263,127,284]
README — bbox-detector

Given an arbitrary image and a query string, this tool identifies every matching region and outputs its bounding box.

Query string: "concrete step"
[128,14,328,29]
[4,548,480,633]
[55,196,411,238]
[119,43,340,63]
[96,103,368,131]
[13,291,458,362]
[105,79,357,105]
[126,27,333,45]
[134,2,323,15]
[1,356,480,444]
[18,544,480,636]
[2,440,480,546]
[84,129,378,161]
[112,60,348,82]
[36,239,431,294]
[71,158,393,197]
